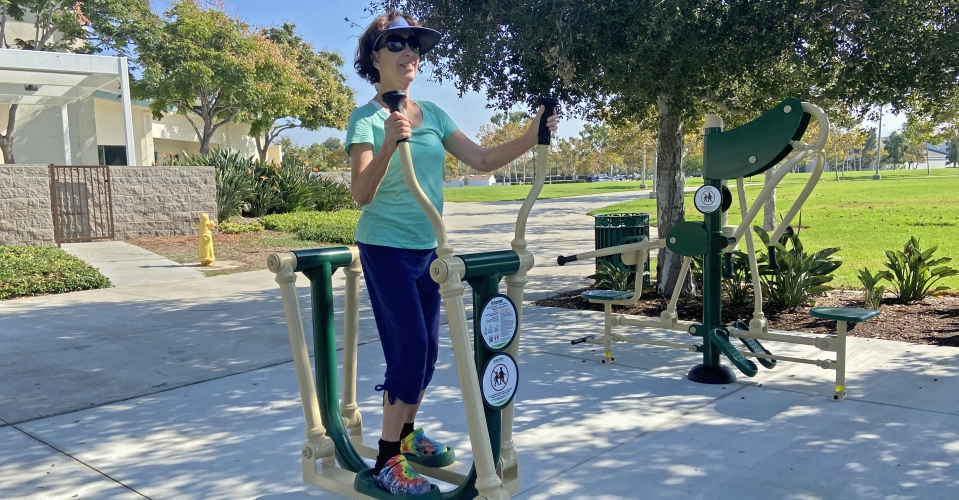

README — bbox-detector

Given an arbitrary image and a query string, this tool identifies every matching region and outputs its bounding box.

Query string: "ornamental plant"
[755,226,842,309]
[882,236,958,302]
[857,267,891,309]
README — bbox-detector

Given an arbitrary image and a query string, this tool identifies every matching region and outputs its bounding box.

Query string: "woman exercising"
[347,10,558,496]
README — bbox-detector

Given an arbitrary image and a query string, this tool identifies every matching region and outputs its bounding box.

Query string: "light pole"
[873,106,883,180]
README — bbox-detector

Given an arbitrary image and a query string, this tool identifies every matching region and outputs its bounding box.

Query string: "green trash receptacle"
[594,213,651,286]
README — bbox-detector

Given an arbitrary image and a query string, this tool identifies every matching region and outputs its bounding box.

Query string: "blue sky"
[160,1,904,146]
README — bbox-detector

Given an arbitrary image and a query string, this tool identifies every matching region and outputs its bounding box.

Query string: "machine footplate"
[354,469,443,500]
[709,328,758,377]
[738,337,777,369]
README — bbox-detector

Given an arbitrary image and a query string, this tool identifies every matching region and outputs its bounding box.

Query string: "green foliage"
[178,149,253,222]
[1,0,147,53]
[755,226,842,309]
[248,23,354,161]
[882,236,959,302]
[691,251,752,306]
[261,210,360,245]
[948,139,958,166]
[884,131,907,167]
[722,251,753,306]
[178,149,355,219]
[0,245,111,300]
[132,1,306,154]
[857,267,890,309]
[587,259,635,292]
[218,220,263,234]
[312,177,358,212]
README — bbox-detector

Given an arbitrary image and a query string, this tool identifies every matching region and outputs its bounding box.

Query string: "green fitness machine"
[268,91,557,499]
[561,99,877,398]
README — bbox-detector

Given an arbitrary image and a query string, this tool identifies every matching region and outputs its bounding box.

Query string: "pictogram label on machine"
[481,353,519,409]
[478,294,518,352]
[694,185,722,214]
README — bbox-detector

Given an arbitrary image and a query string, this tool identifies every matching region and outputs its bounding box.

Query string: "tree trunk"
[0,103,17,164]
[655,94,694,296]
[255,135,269,163]
[763,167,776,231]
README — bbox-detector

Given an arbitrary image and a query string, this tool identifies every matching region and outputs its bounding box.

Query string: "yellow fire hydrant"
[198,213,216,266]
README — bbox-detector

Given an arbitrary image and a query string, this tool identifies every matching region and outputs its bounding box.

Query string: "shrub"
[312,176,358,212]
[178,149,253,223]
[882,236,959,302]
[755,226,842,309]
[857,267,890,309]
[587,259,634,291]
[261,210,360,244]
[0,245,111,300]
[691,251,752,306]
[219,220,264,234]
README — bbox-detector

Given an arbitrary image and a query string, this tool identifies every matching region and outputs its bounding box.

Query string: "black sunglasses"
[375,34,421,54]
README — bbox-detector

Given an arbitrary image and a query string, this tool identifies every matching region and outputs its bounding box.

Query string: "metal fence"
[48,165,115,246]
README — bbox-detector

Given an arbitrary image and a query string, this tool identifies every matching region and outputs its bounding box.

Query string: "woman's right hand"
[384,111,413,146]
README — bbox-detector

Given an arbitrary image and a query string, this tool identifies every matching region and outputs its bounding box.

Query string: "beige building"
[0,50,280,166]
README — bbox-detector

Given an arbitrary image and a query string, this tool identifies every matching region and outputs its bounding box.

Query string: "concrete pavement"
[3,189,959,499]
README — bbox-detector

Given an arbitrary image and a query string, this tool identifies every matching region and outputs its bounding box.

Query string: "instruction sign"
[478,294,518,352]
[481,353,519,409]
[694,185,722,214]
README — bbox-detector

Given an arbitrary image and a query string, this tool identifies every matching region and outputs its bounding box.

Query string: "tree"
[385,0,959,294]
[948,139,959,167]
[133,1,288,155]
[476,110,529,182]
[0,0,147,163]
[885,131,907,168]
[247,23,355,163]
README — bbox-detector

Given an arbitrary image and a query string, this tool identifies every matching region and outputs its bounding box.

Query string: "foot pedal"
[731,321,776,369]
[354,469,443,500]
[709,328,758,377]
[404,447,455,468]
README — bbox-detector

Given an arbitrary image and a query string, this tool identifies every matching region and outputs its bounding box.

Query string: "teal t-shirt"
[345,100,458,249]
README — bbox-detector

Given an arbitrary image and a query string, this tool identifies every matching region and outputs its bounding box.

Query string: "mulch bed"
[533,288,959,347]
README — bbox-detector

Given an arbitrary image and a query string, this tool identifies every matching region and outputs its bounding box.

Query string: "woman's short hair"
[354,11,422,84]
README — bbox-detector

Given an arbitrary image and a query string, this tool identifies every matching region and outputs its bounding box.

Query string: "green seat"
[809,307,880,323]
[582,290,634,301]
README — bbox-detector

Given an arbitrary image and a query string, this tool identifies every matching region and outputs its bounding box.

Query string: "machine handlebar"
[538,97,559,145]
[382,90,410,144]
[557,254,578,266]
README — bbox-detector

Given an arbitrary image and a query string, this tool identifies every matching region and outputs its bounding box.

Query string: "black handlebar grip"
[570,335,595,345]
[767,246,780,271]
[381,90,409,144]
[723,252,735,279]
[538,97,558,145]
[557,254,578,266]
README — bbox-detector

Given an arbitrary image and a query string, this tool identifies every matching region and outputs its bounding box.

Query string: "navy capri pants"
[357,242,441,406]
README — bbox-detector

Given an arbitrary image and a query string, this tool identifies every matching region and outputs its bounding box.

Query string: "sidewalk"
[2,191,958,499]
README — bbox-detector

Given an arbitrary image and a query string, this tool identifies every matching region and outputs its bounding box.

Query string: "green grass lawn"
[590,168,959,290]
[443,178,705,203]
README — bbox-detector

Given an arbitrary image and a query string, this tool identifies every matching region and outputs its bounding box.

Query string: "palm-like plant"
[883,236,959,302]
[755,226,842,309]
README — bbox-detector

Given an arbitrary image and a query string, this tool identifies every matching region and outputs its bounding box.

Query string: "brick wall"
[110,166,216,239]
[0,165,216,246]
[0,166,56,246]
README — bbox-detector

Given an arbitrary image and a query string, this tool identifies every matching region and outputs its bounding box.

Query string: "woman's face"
[373,33,420,87]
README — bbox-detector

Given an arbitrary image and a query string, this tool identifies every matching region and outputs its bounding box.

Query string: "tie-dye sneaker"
[375,455,432,495]
[400,428,455,467]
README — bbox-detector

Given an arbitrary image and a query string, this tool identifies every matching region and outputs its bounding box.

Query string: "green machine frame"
[561,99,875,399]
[269,92,557,499]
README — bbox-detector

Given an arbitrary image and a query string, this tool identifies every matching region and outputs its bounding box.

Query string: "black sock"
[374,439,401,475]
[401,422,415,441]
